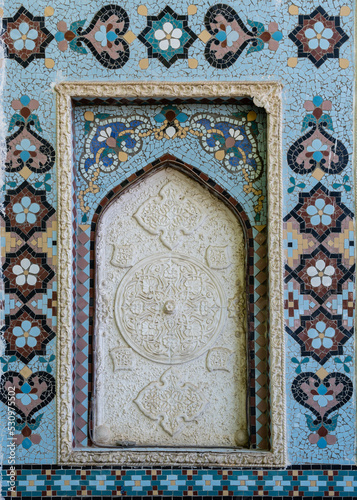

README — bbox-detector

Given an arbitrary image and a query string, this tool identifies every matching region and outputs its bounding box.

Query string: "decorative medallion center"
[115,254,226,364]
[134,181,206,250]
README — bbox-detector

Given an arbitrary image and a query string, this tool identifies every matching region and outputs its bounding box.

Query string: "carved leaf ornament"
[134,181,206,249]
[134,368,207,436]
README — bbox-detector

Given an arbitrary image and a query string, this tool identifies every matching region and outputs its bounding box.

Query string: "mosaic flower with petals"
[13,320,40,348]
[138,7,197,68]
[2,6,54,68]
[288,7,349,68]
[286,183,350,241]
[4,306,55,364]
[4,181,55,239]
[13,196,40,225]
[307,321,335,349]
[292,248,347,305]
[4,245,55,303]
[287,309,352,365]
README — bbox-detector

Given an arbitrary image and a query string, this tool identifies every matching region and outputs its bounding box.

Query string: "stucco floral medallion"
[138,6,197,68]
[115,254,227,364]
[134,368,207,436]
[2,6,54,68]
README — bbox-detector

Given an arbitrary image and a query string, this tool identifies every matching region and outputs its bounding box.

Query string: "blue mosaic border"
[3,466,357,497]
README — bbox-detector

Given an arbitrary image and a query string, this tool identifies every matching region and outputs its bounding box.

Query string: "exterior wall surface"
[0,0,356,497]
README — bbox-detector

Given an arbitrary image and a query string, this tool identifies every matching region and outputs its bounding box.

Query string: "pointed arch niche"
[56,82,285,466]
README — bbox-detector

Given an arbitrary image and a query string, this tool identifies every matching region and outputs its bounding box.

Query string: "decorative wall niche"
[56,82,285,466]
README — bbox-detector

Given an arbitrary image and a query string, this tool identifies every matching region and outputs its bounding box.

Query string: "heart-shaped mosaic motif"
[292,372,353,421]
[0,371,55,420]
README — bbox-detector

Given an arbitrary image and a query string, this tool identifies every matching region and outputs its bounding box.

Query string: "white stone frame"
[55,81,285,466]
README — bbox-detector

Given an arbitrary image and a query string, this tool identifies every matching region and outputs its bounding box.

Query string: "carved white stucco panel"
[94,168,247,447]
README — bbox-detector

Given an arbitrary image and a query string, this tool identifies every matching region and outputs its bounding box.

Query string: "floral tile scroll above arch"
[138,6,197,68]
[288,6,349,68]
[1,6,54,68]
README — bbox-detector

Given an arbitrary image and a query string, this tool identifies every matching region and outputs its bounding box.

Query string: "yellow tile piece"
[316,367,328,380]
[0,7,4,17]
[339,58,349,69]
[289,5,299,15]
[247,110,257,121]
[118,151,128,162]
[44,6,54,16]
[311,481,316,486]
[205,480,211,485]
[137,5,147,16]
[139,58,149,70]
[79,224,90,231]
[45,58,55,69]
[135,481,141,486]
[188,58,198,69]
[240,480,245,486]
[276,481,281,486]
[347,481,352,487]
[20,366,33,379]
[287,57,298,68]
[340,6,351,16]
[29,480,35,486]
[64,480,70,486]
[19,166,33,180]
[215,150,225,161]
[123,31,136,44]
[84,111,94,122]
[312,167,325,180]
[187,5,197,15]
[171,480,176,485]
[198,30,212,43]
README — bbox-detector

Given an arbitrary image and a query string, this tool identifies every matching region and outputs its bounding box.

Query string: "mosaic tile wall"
[0,0,355,496]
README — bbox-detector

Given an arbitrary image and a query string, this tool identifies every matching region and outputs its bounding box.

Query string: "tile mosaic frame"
[55,81,285,466]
